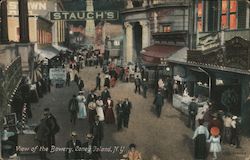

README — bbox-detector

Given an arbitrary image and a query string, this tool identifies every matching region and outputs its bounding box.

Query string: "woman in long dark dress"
[104,97,115,124]
[192,119,209,160]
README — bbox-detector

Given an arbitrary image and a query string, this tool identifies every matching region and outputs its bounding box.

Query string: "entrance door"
[214,85,241,116]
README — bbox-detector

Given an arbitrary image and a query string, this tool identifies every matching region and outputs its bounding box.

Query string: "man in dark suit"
[134,75,141,94]
[87,90,97,105]
[82,134,94,160]
[188,98,198,130]
[101,87,111,104]
[65,132,82,160]
[95,73,101,91]
[68,95,79,125]
[116,100,124,131]
[90,116,104,159]
[78,78,84,91]
[122,98,132,128]
[44,108,60,152]
[153,91,164,118]
[35,118,50,160]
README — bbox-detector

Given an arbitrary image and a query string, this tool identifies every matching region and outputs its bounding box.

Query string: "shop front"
[168,36,250,134]
[140,44,187,89]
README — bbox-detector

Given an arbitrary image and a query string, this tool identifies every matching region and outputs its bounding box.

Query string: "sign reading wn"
[50,11,119,21]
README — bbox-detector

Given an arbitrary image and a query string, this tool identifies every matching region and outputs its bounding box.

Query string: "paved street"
[20,66,250,160]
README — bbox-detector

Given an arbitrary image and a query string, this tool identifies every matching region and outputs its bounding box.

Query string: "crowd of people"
[190,101,242,160]
[33,47,144,160]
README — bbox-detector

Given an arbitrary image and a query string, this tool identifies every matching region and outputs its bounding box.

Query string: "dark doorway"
[133,22,142,61]
[213,85,241,116]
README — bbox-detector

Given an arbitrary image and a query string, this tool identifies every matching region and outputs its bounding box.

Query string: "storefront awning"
[53,44,73,53]
[36,46,60,60]
[141,44,185,65]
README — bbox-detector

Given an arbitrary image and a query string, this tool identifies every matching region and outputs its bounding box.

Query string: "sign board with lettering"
[8,1,52,16]
[4,113,17,127]
[50,11,119,21]
[197,33,220,51]
[49,68,66,81]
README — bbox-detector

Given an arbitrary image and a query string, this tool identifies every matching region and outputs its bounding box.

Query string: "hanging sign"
[50,11,119,21]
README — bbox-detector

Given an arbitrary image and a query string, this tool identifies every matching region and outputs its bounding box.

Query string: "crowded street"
[1,0,250,160]
[17,65,249,160]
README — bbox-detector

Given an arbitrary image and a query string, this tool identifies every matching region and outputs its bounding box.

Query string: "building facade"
[7,0,65,47]
[168,0,250,135]
[122,0,189,64]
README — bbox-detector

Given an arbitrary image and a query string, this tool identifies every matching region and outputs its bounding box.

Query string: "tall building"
[122,0,189,84]
[168,0,250,135]
[85,0,95,45]
[7,0,66,53]
[122,0,189,63]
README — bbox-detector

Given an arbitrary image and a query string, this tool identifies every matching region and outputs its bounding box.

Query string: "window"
[221,0,237,30]
[197,0,203,32]
[163,25,171,32]
[16,27,20,42]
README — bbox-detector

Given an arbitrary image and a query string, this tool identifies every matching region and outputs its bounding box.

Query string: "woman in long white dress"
[96,97,105,122]
[77,91,87,119]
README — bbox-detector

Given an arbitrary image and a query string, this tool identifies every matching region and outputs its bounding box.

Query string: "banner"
[49,68,66,81]
[50,11,119,21]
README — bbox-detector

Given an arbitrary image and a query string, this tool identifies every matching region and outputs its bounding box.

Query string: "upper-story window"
[197,0,203,32]
[163,25,171,32]
[132,0,143,7]
[221,0,237,30]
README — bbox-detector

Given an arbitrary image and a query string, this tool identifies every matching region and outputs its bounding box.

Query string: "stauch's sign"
[50,11,119,21]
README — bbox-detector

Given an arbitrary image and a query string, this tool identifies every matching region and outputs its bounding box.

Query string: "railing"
[2,56,22,98]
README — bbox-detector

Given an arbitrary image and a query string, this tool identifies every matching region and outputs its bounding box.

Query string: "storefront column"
[140,20,150,49]
[246,5,249,28]
[18,0,30,43]
[127,0,133,9]
[142,0,148,7]
[0,0,9,43]
[124,22,133,64]
[153,11,158,33]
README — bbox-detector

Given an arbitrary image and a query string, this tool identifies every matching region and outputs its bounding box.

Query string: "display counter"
[173,94,207,115]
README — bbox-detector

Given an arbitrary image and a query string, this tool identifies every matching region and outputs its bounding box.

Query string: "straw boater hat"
[86,133,94,140]
[232,116,238,120]
[88,102,97,110]
[71,131,77,137]
[79,91,84,94]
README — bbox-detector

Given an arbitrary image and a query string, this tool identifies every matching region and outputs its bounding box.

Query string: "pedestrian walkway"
[22,66,250,160]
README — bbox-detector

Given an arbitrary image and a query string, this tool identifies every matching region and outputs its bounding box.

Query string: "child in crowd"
[208,127,222,160]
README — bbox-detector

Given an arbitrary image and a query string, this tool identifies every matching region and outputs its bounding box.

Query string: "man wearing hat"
[116,100,125,131]
[65,132,82,160]
[34,118,50,160]
[101,87,111,104]
[78,78,84,91]
[95,73,101,91]
[122,98,132,128]
[231,116,241,148]
[90,115,104,159]
[68,95,79,125]
[153,91,164,118]
[82,134,94,159]
[44,108,60,152]
[188,98,198,131]
[134,75,141,94]
[141,78,148,98]
[87,90,97,106]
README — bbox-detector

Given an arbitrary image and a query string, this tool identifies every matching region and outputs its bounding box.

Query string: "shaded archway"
[133,22,142,61]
